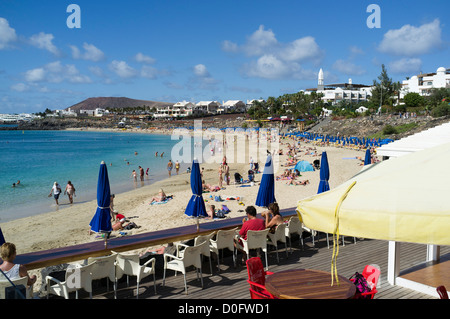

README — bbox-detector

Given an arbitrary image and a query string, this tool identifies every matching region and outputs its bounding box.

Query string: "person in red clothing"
[234,205,265,262]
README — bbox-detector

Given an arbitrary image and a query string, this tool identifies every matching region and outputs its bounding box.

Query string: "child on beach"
[207,204,216,219]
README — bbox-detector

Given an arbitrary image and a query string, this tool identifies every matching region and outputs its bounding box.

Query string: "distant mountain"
[67,97,173,111]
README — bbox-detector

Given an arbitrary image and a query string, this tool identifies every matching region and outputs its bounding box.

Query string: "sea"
[0,130,207,222]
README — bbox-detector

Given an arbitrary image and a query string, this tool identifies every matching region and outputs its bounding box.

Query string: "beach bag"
[215,210,226,218]
[349,272,371,296]
[214,195,223,202]
[221,205,230,213]
[123,222,138,230]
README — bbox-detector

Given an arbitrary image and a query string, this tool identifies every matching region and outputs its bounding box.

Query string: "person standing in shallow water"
[49,182,62,205]
[64,181,76,204]
[167,159,173,177]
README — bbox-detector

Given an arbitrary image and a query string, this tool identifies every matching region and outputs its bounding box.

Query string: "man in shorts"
[167,160,173,177]
[49,182,62,205]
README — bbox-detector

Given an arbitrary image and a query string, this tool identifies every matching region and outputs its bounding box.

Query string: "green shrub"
[382,124,398,135]
[431,103,450,118]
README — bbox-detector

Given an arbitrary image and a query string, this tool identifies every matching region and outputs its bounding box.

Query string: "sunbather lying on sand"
[150,189,166,203]
[202,180,221,192]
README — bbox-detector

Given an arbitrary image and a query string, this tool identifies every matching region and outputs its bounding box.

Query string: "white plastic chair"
[209,228,238,271]
[194,232,215,274]
[285,216,305,253]
[267,223,288,263]
[113,251,156,299]
[87,253,117,294]
[162,241,205,294]
[0,276,32,299]
[237,229,270,270]
[46,262,95,299]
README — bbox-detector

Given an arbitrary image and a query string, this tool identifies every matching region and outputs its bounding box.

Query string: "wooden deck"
[44,232,449,300]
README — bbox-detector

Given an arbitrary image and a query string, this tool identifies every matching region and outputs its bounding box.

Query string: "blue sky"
[0,0,448,113]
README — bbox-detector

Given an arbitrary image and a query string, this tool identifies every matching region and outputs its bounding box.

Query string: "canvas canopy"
[294,160,314,172]
[297,142,450,246]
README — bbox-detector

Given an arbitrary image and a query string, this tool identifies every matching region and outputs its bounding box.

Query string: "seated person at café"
[234,206,265,262]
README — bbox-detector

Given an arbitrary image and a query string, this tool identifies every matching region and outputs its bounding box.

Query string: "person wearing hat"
[48,182,62,205]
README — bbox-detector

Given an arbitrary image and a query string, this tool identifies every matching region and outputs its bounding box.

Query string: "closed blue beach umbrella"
[364,148,371,165]
[317,151,330,194]
[89,161,113,237]
[184,158,208,218]
[0,227,5,246]
[256,154,276,207]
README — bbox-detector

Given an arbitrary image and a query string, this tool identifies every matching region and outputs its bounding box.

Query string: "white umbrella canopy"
[297,142,450,246]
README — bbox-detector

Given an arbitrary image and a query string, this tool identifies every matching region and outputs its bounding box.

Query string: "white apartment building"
[154,101,194,118]
[195,101,221,114]
[222,100,246,113]
[401,67,450,98]
[304,68,372,105]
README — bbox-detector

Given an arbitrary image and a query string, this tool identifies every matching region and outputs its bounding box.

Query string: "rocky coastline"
[2,113,450,142]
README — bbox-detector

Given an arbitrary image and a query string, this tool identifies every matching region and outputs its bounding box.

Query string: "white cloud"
[378,19,442,56]
[244,25,278,56]
[140,65,159,79]
[245,54,291,79]
[109,60,137,78]
[0,17,17,49]
[193,64,210,77]
[25,68,46,82]
[389,58,422,74]
[278,37,322,62]
[332,59,366,76]
[188,64,219,90]
[88,66,105,77]
[221,40,238,53]
[29,32,60,56]
[24,61,91,84]
[70,42,105,61]
[134,52,156,64]
[222,25,323,80]
[10,82,29,92]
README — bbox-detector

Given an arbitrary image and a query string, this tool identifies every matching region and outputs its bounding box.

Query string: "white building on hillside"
[222,100,246,113]
[94,108,109,117]
[400,67,450,98]
[304,68,373,105]
[154,101,194,118]
[195,101,221,114]
[246,99,265,110]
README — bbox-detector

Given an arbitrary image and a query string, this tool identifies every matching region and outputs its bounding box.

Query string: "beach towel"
[150,196,173,205]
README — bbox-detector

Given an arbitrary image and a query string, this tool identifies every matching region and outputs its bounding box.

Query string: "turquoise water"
[0,130,197,222]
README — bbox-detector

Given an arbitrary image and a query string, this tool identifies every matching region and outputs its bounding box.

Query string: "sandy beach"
[1,130,369,292]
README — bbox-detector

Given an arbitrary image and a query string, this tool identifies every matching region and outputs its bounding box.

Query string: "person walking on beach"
[218,165,223,188]
[167,160,173,177]
[48,182,62,205]
[64,181,76,204]
[175,160,180,175]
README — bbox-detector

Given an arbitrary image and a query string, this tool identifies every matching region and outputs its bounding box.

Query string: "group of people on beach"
[48,181,76,205]
[131,166,150,182]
